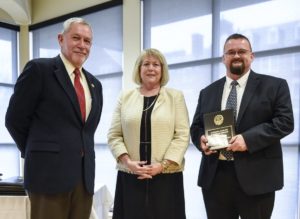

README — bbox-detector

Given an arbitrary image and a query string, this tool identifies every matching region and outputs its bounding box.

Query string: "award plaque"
[203,109,235,150]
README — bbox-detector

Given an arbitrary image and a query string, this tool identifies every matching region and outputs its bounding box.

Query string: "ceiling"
[0,0,30,25]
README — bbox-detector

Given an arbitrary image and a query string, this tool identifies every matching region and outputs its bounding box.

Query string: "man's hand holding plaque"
[204,109,235,150]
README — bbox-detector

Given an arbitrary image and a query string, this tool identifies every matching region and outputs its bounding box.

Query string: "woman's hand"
[138,163,163,179]
[118,154,152,179]
[127,160,153,179]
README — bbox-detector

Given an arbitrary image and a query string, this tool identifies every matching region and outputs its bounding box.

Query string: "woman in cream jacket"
[107,48,190,219]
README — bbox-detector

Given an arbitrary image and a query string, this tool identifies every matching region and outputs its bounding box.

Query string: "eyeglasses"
[224,49,251,57]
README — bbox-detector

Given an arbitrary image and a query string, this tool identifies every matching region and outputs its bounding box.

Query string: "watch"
[161,159,171,172]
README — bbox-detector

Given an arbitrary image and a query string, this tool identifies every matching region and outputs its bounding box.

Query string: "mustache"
[231,58,243,63]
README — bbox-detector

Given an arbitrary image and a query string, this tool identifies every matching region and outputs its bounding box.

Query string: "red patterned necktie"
[73,68,86,122]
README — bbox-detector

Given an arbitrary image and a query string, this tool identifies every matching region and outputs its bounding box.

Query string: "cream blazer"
[107,87,190,173]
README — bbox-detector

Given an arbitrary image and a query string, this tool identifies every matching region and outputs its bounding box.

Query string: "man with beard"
[190,33,294,219]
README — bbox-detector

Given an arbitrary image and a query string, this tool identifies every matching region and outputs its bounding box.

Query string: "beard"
[230,60,245,75]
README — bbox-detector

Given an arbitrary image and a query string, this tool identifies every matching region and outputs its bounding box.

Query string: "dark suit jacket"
[5,55,103,195]
[190,70,294,195]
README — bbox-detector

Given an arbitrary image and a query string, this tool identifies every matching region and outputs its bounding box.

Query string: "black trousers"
[202,161,275,219]
[29,181,93,219]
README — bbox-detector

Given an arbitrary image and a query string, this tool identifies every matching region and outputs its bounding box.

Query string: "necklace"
[143,94,159,112]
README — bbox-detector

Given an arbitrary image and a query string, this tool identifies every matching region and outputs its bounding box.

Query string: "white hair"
[61,17,92,34]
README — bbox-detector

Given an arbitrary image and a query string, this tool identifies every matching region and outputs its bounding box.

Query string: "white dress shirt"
[60,53,92,120]
[221,70,251,117]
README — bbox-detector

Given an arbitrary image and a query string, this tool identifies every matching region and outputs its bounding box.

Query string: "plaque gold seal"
[214,114,224,126]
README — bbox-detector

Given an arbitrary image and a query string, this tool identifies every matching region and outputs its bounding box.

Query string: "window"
[0,26,19,178]
[0,27,18,83]
[143,0,212,64]
[219,0,300,53]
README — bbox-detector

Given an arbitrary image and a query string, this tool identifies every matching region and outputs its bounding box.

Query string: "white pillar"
[122,0,141,90]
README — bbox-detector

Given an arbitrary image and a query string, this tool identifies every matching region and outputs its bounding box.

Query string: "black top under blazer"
[190,70,294,196]
[5,55,103,195]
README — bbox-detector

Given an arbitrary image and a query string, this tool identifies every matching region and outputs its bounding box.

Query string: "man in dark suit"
[5,17,103,219]
[190,33,294,219]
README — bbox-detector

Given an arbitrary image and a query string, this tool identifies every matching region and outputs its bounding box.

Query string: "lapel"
[236,71,260,127]
[212,77,226,111]
[214,78,226,111]
[53,56,87,124]
[153,86,165,110]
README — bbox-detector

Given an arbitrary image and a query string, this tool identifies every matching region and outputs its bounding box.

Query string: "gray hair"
[61,17,92,34]
[133,48,169,86]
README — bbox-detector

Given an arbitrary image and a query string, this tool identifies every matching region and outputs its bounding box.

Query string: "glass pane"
[219,0,300,54]
[144,0,212,64]
[32,23,61,58]
[31,5,123,75]
[0,145,20,178]
[84,6,123,75]
[0,27,17,83]
[274,146,298,218]
[94,75,122,143]
[0,87,14,143]
[168,65,212,121]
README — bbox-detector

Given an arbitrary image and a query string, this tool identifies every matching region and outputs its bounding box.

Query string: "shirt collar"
[59,53,82,77]
[225,69,250,88]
